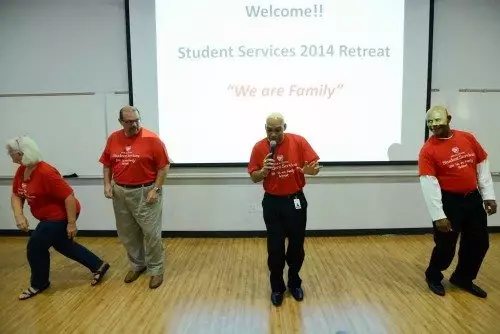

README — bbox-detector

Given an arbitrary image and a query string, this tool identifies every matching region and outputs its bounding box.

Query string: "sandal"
[91,262,110,286]
[19,283,50,300]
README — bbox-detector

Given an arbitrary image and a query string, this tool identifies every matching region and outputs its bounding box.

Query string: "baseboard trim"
[2,227,500,238]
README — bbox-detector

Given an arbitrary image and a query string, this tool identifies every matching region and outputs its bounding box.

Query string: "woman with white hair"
[6,135,110,300]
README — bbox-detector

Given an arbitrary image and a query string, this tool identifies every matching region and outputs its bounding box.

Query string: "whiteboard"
[1,94,108,177]
[430,0,500,172]
[431,0,500,90]
[105,92,129,136]
[0,0,128,95]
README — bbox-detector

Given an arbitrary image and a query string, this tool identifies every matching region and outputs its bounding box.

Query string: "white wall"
[0,0,128,94]
[1,0,499,233]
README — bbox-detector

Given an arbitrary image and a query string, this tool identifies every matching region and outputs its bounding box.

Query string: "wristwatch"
[153,186,161,193]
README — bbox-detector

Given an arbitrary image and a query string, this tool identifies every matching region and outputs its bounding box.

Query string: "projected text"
[227,84,344,99]
[155,0,407,163]
[177,45,391,60]
[245,4,324,18]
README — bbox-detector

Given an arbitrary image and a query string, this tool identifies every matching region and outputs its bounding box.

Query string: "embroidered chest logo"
[18,183,35,203]
[111,145,140,166]
[442,146,474,170]
[270,154,299,179]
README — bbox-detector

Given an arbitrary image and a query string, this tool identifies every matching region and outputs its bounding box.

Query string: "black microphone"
[269,140,277,157]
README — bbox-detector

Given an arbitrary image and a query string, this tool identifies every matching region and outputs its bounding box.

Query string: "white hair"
[266,112,285,123]
[6,135,43,166]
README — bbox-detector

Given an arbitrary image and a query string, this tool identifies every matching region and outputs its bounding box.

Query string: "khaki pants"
[112,183,165,276]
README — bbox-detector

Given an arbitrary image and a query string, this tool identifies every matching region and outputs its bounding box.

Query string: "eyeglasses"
[121,119,140,125]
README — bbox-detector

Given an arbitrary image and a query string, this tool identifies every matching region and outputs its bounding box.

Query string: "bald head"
[426,105,451,137]
[265,112,286,142]
[426,105,449,121]
[266,112,285,126]
[119,105,140,120]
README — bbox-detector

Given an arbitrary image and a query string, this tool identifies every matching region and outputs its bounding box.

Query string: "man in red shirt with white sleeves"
[100,106,170,289]
[248,113,321,306]
[418,105,497,298]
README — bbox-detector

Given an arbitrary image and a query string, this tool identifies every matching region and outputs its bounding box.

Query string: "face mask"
[426,108,448,128]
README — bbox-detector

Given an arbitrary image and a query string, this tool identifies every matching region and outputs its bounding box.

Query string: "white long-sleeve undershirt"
[477,159,496,201]
[420,159,496,221]
[420,175,447,221]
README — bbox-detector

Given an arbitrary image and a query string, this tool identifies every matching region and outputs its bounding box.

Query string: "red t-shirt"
[12,161,81,221]
[99,127,170,185]
[418,129,487,193]
[248,133,319,195]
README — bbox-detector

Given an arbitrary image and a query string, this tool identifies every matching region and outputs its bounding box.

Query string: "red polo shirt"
[12,161,81,221]
[418,130,487,193]
[99,127,170,185]
[248,133,319,195]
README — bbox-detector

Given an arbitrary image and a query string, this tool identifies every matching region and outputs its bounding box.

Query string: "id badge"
[293,198,302,210]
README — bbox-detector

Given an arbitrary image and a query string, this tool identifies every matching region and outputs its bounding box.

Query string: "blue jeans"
[27,220,104,289]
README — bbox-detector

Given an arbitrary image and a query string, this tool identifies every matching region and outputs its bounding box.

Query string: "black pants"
[262,191,308,292]
[425,189,489,283]
[28,220,104,289]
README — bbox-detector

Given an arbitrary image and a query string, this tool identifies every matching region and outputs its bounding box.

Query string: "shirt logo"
[452,147,459,154]
[18,183,35,203]
[269,154,299,179]
[111,146,139,166]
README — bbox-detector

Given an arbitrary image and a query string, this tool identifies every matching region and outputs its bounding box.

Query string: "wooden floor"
[0,234,499,334]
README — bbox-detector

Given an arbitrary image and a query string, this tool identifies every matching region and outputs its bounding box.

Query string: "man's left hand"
[484,200,497,215]
[146,189,159,204]
[300,161,321,175]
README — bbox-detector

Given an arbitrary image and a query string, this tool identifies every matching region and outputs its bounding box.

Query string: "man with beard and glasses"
[418,105,497,298]
[247,112,321,306]
[99,106,170,289]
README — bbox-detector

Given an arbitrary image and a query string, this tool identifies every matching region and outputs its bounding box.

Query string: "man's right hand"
[104,184,113,199]
[434,218,452,232]
[15,215,29,232]
[261,153,274,176]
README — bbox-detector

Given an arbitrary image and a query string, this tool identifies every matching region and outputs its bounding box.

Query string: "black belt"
[442,189,479,197]
[115,182,154,189]
[265,190,303,198]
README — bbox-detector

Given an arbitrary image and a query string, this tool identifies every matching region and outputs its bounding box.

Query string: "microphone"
[269,140,277,157]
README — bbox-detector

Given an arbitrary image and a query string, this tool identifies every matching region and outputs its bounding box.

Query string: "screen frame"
[124,0,435,168]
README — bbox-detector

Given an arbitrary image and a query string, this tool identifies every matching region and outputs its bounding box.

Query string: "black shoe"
[271,292,284,306]
[449,277,487,298]
[289,287,304,301]
[426,279,445,296]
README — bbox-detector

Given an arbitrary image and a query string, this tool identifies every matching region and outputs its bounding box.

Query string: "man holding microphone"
[248,112,321,306]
